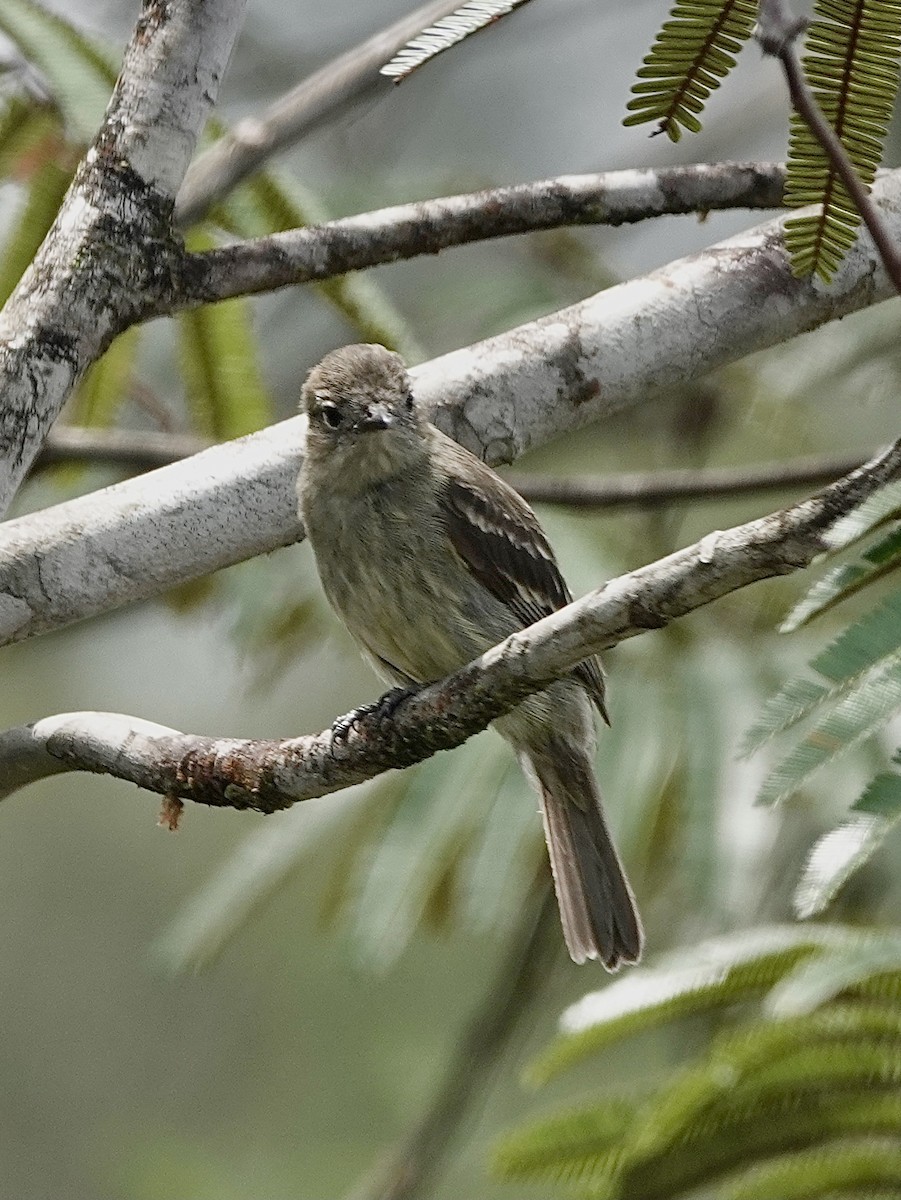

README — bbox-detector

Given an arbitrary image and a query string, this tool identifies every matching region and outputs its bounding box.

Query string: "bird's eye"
[320,401,342,429]
[405,391,415,412]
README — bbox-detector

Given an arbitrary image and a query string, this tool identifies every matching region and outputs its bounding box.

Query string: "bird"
[296,343,642,968]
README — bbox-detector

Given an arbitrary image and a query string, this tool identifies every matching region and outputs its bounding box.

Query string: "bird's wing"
[434,431,607,718]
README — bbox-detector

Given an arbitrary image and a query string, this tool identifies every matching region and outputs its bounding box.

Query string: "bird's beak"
[356,403,395,432]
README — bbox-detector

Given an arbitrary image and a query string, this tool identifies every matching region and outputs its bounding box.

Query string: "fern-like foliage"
[784,0,901,282]
[379,0,535,83]
[623,0,758,142]
[495,927,901,1200]
[627,0,901,278]
[741,479,901,918]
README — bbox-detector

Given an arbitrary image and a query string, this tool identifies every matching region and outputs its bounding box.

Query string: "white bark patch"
[0,595,33,639]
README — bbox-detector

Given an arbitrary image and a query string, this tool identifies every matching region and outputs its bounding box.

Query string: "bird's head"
[301,344,427,485]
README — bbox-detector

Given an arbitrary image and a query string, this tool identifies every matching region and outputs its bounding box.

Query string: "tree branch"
[37,426,210,471]
[0,0,248,515]
[174,163,788,309]
[3,172,901,650]
[175,0,468,227]
[2,439,899,807]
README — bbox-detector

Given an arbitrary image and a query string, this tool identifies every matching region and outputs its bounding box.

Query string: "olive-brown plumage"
[297,343,642,967]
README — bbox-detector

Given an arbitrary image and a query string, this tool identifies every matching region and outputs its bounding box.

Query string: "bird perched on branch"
[297,343,642,968]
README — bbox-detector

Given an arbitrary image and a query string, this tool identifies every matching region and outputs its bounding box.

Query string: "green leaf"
[812,589,901,683]
[493,1100,635,1190]
[746,590,901,761]
[755,658,901,806]
[723,1140,901,1200]
[380,1,537,83]
[0,0,116,142]
[502,928,901,1200]
[823,481,901,551]
[525,926,850,1086]
[177,233,272,438]
[498,1089,901,1200]
[625,1005,901,1166]
[623,0,758,141]
[740,677,829,757]
[0,159,72,305]
[862,763,901,813]
[785,0,901,280]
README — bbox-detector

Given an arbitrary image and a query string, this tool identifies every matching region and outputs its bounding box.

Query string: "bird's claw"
[329,685,419,752]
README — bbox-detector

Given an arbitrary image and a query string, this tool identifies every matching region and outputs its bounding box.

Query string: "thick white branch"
[0,0,247,514]
[2,175,900,646]
[0,420,300,644]
[424,169,901,460]
[2,441,899,807]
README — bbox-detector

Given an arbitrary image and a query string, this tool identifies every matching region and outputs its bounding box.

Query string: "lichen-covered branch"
[0,0,247,515]
[174,162,789,308]
[0,419,300,645]
[3,439,898,808]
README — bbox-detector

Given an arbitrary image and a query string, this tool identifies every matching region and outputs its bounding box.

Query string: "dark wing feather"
[439,469,608,719]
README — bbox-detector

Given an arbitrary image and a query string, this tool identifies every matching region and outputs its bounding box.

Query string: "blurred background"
[2,1,901,1197]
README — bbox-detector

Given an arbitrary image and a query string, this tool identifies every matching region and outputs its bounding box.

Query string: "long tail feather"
[521,741,643,968]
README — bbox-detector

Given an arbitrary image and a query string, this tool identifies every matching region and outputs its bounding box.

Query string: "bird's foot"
[329,685,419,749]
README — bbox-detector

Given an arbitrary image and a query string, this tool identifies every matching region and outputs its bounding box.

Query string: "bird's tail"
[520,738,643,968]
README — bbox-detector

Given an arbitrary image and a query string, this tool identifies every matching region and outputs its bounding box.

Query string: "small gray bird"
[297,343,642,968]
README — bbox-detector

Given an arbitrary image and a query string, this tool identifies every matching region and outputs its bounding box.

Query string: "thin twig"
[345,885,559,1200]
[756,0,901,295]
[36,425,867,511]
[37,426,209,470]
[507,452,868,509]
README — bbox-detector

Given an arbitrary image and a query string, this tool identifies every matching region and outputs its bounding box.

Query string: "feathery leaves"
[784,0,901,280]
[623,0,759,141]
[497,929,901,1200]
[380,0,535,82]
[746,483,901,908]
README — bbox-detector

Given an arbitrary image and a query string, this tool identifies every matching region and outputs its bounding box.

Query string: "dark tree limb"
[344,885,560,1200]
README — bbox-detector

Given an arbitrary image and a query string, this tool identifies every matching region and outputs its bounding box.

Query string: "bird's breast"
[303,473,501,684]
